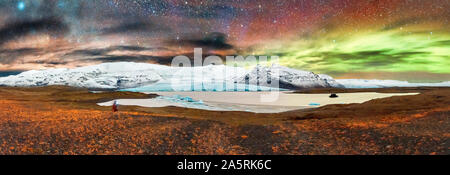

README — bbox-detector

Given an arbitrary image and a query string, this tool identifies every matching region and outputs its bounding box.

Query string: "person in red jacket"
[112,100,118,112]
[112,100,119,118]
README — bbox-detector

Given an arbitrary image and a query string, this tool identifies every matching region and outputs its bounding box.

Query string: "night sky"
[0,0,448,82]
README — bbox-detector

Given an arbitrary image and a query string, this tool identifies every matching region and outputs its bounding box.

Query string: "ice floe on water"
[98,95,226,111]
[308,103,321,106]
[153,95,224,111]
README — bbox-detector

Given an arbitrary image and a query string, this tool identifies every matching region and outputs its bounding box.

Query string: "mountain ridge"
[1,62,448,91]
[0,62,342,91]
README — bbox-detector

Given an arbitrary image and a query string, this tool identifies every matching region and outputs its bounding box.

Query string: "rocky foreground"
[0,86,448,155]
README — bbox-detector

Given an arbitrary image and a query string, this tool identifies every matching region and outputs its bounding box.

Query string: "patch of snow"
[336,79,450,88]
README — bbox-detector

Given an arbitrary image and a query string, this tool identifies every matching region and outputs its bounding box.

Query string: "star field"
[0,0,448,82]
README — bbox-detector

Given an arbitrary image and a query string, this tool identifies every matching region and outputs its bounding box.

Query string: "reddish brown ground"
[0,86,448,155]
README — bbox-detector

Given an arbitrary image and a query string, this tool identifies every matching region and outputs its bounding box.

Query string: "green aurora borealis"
[256,24,450,81]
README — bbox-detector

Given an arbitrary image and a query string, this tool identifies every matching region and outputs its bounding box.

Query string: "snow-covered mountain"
[0,62,342,91]
[234,64,343,89]
[2,62,447,91]
[0,63,166,89]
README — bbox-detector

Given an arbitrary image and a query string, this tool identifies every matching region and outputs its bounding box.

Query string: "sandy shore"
[98,91,419,113]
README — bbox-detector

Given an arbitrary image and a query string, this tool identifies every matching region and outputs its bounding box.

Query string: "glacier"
[0,62,449,91]
[0,62,341,91]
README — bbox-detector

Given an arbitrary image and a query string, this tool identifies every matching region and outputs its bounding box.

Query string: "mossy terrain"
[0,86,448,155]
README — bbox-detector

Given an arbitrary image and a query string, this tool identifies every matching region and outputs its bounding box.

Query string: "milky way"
[0,0,448,82]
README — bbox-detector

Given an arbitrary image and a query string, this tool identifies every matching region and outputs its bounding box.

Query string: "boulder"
[329,94,339,98]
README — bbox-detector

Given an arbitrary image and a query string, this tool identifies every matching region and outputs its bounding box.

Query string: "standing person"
[112,100,119,117]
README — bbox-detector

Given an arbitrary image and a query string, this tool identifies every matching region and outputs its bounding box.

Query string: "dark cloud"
[382,17,425,31]
[167,32,234,50]
[0,48,43,64]
[0,17,69,46]
[64,45,176,64]
[65,45,169,57]
[381,12,450,31]
[66,48,108,57]
[100,19,168,35]
[87,55,173,65]
[84,51,229,66]
[26,60,68,65]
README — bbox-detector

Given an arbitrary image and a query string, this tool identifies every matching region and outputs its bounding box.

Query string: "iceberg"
[153,95,224,111]
[309,103,321,106]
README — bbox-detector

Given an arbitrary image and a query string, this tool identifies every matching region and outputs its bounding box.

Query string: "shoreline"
[98,91,420,113]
